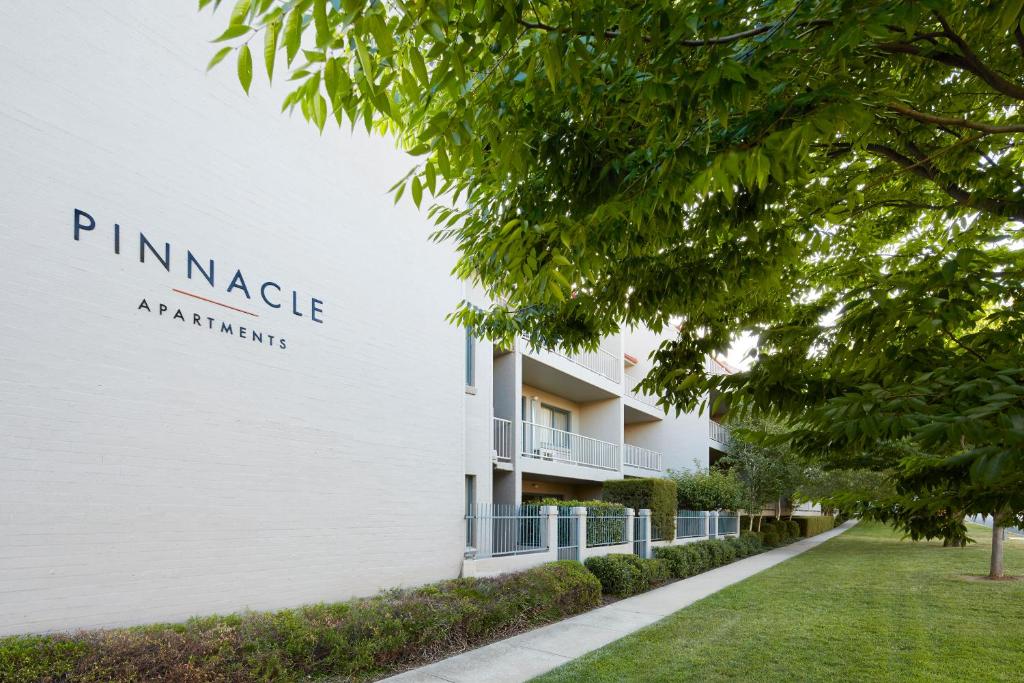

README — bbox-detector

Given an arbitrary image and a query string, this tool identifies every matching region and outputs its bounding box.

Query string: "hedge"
[795,515,836,537]
[0,562,600,683]
[652,533,764,580]
[584,554,672,598]
[537,499,627,547]
[602,478,677,541]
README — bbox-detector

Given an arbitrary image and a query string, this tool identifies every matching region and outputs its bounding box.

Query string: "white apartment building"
[0,3,728,636]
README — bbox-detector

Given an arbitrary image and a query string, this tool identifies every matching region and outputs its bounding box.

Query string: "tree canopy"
[204,0,1024,574]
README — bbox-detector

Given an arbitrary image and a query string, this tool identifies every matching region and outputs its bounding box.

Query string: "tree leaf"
[237,44,253,93]
[206,46,232,72]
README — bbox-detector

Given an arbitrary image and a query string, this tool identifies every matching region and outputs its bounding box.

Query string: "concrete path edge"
[382,520,858,683]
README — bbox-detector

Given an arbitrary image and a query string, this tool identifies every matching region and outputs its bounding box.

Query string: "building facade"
[0,2,727,636]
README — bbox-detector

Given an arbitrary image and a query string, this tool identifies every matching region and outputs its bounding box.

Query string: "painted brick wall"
[0,3,467,635]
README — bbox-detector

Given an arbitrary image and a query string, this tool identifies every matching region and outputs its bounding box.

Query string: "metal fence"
[586,511,628,547]
[676,510,705,539]
[623,444,663,472]
[633,514,648,556]
[466,504,547,559]
[718,511,739,536]
[557,507,580,561]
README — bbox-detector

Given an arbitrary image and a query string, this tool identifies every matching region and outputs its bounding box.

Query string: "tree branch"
[877,37,1024,101]
[516,18,831,47]
[887,102,1024,134]
[863,143,1024,221]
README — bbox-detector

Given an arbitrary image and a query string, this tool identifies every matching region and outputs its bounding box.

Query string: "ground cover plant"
[0,561,600,683]
[535,523,1024,683]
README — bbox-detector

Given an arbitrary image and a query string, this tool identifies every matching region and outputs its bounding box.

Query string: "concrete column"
[624,507,635,545]
[572,506,588,559]
[710,510,719,539]
[638,509,652,558]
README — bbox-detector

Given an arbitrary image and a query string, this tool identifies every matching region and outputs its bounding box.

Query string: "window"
[465,327,475,389]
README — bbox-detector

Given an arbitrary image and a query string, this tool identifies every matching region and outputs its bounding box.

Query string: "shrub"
[653,545,701,578]
[584,554,671,597]
[669,467,745,511]
[0,562,600,683]
[725,536,748,559]
[761,527,781,547]
[795,515,836,537]
[783,520,800,539]
[740,530,764,555]
[602,478,677,541]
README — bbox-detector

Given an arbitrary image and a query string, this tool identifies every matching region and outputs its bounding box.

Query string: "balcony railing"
[521,421,620,471]
[521,337,621,383]
[493,417,513,462]
[705,355,729,376]
[624,371,659,407]
[709,420,730,445]
[623,444,663,472]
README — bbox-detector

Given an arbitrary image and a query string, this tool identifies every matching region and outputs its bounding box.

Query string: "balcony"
[705,355,729,376]
[520,421,620,471]
[709,420,730,447]
[624,371,659,407]
[623,444,663,472]
[521,336,622,384]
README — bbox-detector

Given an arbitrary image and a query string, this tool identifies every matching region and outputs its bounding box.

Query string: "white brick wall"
[0,3,467,634]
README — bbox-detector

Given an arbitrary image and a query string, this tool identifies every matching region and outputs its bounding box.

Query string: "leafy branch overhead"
[203,0,1024,571]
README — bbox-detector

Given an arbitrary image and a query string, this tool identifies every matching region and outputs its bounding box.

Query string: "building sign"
[73,208,324,350]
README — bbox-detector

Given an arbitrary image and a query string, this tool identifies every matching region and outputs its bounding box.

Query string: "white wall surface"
[0,2,467,635]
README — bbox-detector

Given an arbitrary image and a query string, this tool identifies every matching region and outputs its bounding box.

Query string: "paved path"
[384,520,857,683]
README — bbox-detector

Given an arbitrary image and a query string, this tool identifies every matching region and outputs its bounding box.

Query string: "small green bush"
[0,562,600,683]
[740,530,764,555]
[761,527,781,547]
[725,536,748,559]
[795,515,836,537]
[584,554,671,597]
[653,545,700,578]
[784,520,800,538]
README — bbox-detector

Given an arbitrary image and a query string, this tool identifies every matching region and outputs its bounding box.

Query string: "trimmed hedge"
[602,478,678,541]
[795,515,836,537]
[0,562,600,683]
[652,533,764,580]
[584,554,672,598]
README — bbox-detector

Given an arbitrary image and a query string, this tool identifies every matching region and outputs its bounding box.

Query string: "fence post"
[572,506,588,559]
[625,507,635,545]
[638,509,652,558]
[541,505,559,561]
[710,511,719,539]
[702,511,710,539]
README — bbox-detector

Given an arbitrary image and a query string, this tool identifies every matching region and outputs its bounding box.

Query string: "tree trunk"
[990,516,1005,579]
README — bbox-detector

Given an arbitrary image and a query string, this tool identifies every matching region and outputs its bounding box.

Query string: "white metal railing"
[493,417,513,462]
[466,504,547,558]
[624,371,660,407]
[705,355,728,376]
[521,336,622,383]
[623,444,663,472]
[709,420,730,445]
[520,421,620,471]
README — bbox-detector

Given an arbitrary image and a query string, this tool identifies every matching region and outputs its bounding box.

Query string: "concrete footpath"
[384,520,857,683]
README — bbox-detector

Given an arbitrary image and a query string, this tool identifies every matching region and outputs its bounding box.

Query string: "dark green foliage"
[0,562,600,683]
[739,531,765,556]
[795,516,836,537]
[669,468,745,512]
[583,554,670,598]
[538,499,627,547]
[602,478,677,541]
[761,527,781,548]
[725,537,748,559]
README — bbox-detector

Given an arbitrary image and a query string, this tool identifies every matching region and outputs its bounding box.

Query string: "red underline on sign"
[171,288,260,317]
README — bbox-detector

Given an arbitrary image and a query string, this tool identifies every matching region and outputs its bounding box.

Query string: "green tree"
[719,418,806,530]
[669,464,745,512]
[204,1,1024,575]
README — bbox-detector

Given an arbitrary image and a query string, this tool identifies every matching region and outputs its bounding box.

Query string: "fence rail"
[718,511,739,536]
[466,504,547,559]
[676,510,706,539]
[521,421,621,471]
[493,417,513,463]
[623,444,663,472]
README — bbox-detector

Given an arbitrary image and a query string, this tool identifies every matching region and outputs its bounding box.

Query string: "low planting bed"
[0,562,601,683]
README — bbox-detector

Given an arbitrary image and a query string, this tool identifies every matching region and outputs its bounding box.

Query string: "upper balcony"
[709,420,730,449]
[623,370,665,422]
[519,420,623,481]
[623,443,664,475]
[519,337,622,402]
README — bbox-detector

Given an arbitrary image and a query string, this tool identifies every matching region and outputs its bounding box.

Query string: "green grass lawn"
[534,522,1024,683]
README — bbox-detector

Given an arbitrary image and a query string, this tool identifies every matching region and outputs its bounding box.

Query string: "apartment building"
[465,321,731,513]
[0,2,726,635]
